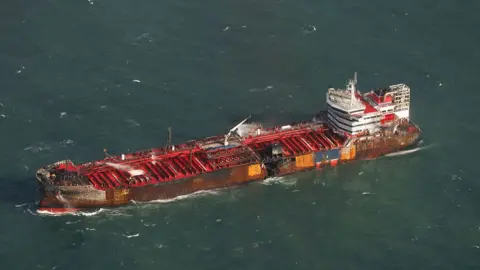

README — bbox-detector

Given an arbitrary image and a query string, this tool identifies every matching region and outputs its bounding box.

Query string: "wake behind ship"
[36,73,421,213]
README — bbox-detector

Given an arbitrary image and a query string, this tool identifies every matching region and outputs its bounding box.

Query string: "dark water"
[1,0,480,269]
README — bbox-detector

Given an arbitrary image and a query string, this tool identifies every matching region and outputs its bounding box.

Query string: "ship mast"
[167,127,174,151]
[348,72,358,107]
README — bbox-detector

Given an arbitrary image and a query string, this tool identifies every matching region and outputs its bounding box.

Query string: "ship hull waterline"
[37,132,421,214]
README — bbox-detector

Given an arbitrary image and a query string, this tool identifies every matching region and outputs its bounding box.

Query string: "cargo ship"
[36,73,421,214]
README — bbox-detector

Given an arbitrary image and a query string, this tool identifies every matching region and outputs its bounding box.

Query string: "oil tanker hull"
[37,130,420,214]
[38,163,268,212]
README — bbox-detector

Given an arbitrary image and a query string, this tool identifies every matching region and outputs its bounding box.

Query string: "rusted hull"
[354,131,420,159]
[37,130,420,213]
[38,163,268,211]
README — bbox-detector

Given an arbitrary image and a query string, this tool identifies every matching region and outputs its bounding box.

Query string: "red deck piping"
[71,124,347,190]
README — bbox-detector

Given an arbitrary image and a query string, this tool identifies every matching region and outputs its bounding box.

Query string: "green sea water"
[1,0,480,269]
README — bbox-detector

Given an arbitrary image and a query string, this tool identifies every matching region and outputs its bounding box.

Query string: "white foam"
[384,144,435,157]
[15,65,25,74]
[125,119,140,127]
[261,176,297,186]
[132,189,220,204]
[303,25,316,34]
[24,143,51,153]
[24,139,74,153]
[36,208,105,217]
[65,220,81,225]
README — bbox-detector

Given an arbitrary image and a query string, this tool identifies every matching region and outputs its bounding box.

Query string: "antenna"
[224,115,251,146]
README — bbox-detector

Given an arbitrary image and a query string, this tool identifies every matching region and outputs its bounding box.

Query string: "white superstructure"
[326,73,411,137]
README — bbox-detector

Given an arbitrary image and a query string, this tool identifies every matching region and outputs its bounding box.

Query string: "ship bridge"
[325,73,382,137]
[327,88,365,113]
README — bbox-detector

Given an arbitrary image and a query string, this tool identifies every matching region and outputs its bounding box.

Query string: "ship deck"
[57,122,345,190]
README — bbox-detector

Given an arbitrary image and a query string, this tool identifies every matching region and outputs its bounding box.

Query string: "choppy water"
[1,0,480,269]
